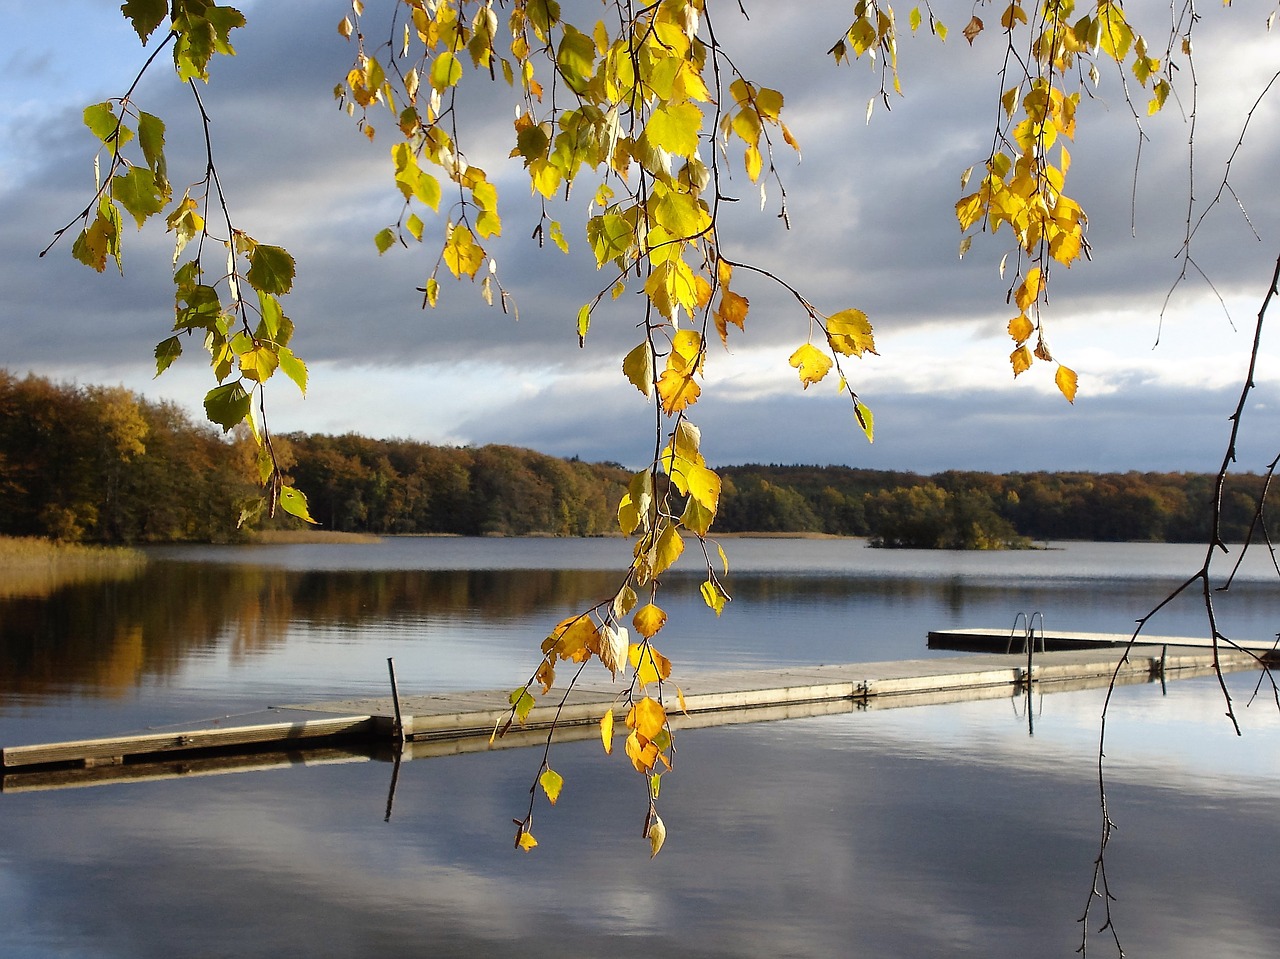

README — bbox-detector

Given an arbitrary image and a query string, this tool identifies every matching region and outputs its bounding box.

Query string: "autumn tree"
[40,0,1276,877]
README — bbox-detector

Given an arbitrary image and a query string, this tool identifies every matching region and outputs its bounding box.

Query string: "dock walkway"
[3,635,1268,784]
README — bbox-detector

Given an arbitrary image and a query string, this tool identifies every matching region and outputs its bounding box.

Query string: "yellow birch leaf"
[600,708,615,754]
[632,603,667,639]
[671,329,704,371]
[1010,345,1033,377]
[1007,314,1034,344]
[443,224,484,278]
[685,463,721,513]
[656,368,701,413]
[629,642,672,686]
[1056,364,1079,403]
[539,767,564,805]
[1014,267,1041,312]
[677,686,689,714]
[625,730,659,772]
[681,494,715,536]
[628,696,667,740]
[652,522,684,575]
[535,658,555,693]
[516,828,538,851]
[789,343,832,389]
[612,583,638,619]
[714,289,749,344]
[700,578,728,615]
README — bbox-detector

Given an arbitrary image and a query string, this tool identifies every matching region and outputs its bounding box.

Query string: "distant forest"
[1,371,1271,546]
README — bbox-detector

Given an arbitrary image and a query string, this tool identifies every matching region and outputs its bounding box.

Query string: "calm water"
[2,538,1279,957]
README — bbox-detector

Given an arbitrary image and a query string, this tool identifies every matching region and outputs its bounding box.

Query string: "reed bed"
[0,536,147,599]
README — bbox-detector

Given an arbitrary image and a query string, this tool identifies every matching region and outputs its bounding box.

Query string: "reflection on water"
[2,538,1279,957]
[2,679,1277,959]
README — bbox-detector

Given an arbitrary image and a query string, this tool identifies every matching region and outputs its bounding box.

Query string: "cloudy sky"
[4,0,1280,473]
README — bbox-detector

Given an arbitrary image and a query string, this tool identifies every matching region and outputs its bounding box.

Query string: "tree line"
[0,372,629,543]
[2,372,1271,546]
[715,465,1271,546]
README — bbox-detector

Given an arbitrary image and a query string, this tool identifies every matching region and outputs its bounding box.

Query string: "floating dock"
[928,627,1280,655]
[3,631,1270,791]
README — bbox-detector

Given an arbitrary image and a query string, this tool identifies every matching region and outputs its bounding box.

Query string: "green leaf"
[538,767,565,804]
[854,400,875,442]
[644,101,703,157]
[246,244,295,295]
[374,227,396,254]
[278,346,308,395]
[279,485,317,524]
[576,303,591,345]
[175,284,222,331]
[429,51,463,91]
[122,0,168,43]
[137,112,167,187]
[83,102,132,145]
[556,25,595,93]
[511,689,536,723]
[516,124,550,161]
[111,166,165,228]
[203,380,251,431]
[154,336,183,376]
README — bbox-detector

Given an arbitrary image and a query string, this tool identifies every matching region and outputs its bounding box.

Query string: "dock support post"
[387,657,407,745]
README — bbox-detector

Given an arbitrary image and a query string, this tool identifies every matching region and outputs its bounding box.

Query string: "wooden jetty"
[3,631,1270,791]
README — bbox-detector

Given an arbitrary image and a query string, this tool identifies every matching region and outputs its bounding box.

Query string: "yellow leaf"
[656,368,701,413]
[1056,364,1079,403]
[516,828,538,851]
[1010,345,1032,377]
[600,708,615,754]
[622,341,654,396]
[625,730,659,772]
[684,462,721,513]
[539,767,564,805]
[629,642,672,685]
[1014,267,1041,312]
[677,686,689,714]
[826,308,877,356]
[632,603,667,639]
[700,578,728,615]
[443,224,484,279]
[1007,314,1034,344]
[789,343,832,389]
[627,696,667,740]
[612,583,638,619]
[541,614,600,663]
[714,289,749,344]
[651,522,684,576]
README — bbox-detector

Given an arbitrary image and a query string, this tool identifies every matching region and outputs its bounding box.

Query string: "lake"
[2,537,1279,957]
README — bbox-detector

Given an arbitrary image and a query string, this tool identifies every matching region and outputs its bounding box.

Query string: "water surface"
[2,538,1278,957]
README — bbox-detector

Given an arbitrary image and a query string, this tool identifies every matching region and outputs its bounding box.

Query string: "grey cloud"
[3,0,1279,468]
